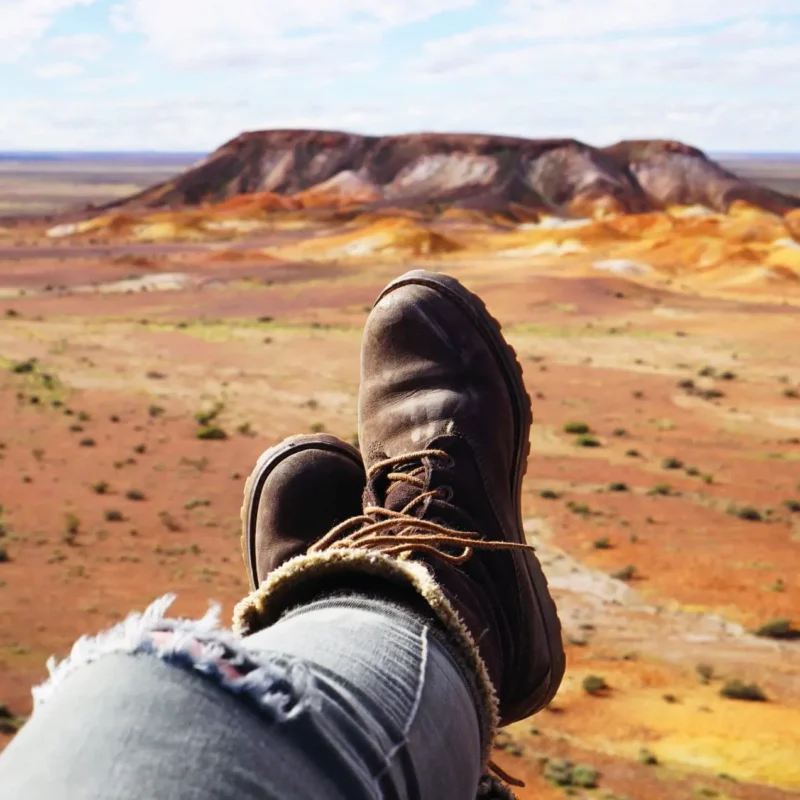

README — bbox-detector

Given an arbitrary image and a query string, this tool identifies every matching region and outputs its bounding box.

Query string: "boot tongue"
[384,478,426,514]
[366,458,430,516]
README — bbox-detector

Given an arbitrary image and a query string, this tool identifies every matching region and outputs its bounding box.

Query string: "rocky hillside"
[112,130,800,218]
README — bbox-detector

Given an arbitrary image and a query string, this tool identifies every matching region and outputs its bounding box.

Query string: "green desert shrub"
[563,421,591,435]
[719,680,766,702]
[582,675,608,696]
[754,618,798,640]
[611,564,636,581]
[196,425,228,441]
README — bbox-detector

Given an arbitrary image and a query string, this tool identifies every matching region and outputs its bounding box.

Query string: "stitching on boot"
[232,548,499,773]
[33,594,319,723]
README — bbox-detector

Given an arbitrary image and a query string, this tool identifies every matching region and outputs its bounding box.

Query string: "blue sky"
[0,0,797,152]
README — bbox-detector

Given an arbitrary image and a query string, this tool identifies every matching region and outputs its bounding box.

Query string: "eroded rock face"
[113,130,800,217]
[602,140,798,215]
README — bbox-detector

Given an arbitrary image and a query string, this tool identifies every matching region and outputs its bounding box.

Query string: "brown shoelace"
[308,449,536,565]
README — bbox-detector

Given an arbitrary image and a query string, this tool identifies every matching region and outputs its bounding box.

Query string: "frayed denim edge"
[33,593,319,723]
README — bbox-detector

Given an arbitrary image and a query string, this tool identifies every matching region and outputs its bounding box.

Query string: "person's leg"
[0,592,482,800]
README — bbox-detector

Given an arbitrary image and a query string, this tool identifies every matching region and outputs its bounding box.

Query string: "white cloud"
[112,0,477,69]
[418,1,799,76]
[77,72,141,93]
[34,60,83,78]
[417,31,800,88]
[44,33,110,61]
[1,85,798,153]
[0,0,99,61]
[497,0,796,38]
[1,0,797,152]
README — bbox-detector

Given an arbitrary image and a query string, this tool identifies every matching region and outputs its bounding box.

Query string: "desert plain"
[0,137,799,800]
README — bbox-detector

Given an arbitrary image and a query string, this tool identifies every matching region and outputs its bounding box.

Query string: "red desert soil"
[0,234,799,800]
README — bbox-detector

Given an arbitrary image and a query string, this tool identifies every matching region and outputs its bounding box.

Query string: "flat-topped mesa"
[111,130,800,218]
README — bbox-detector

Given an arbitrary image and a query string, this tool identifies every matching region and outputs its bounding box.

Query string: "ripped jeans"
[0,593,482,800]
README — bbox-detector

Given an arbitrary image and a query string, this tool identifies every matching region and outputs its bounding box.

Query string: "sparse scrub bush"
[696,388,725,400]
[158,511,182,532]
[196,425,228,441]
[571,765,599,789]
[104,510,124,523]
[309,422,326,434]
[11,358,36,374]
[567,502,591,517]
[638,748,658,765]
[148,405,165,418]
[91,482,110,495]
[696,663,714,684]
[582,675,608,696]
[64,513,80,546]
[609,482,629,492]
[194,401,224,426]
[539,489,561,500]
[719,680,766,702]
[729,505,762,522]
[184,498,211,510]
[125,490,146,502]
[576,435,601,448]
[236,422,255,437]
[563,422,591,435]
[648,483,673,497]
[542,759,597,789]
[593,538,612,550]
[754,618,798,640]
[544,759,574,786]
[0,704,26,735]
[79,438,96,448]
[784,500,800,513]
[611,564,636,581]
[662,457,684,470]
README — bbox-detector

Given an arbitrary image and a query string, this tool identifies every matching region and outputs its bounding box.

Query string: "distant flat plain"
[0,153,202,218]
[0,151,798,218]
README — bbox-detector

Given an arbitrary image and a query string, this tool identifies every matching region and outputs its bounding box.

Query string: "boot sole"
[240,434,364,590]
[377,269,566,717]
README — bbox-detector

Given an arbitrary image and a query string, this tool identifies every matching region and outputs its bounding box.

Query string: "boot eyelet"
[437,485,454,502]
[440,454,455,469]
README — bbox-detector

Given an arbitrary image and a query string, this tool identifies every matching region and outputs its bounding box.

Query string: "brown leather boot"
[352,270,565,728]
[234,271,565,786]
[240,434,365,589]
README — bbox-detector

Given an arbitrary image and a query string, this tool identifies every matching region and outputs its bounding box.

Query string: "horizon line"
[1,149,799,159]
